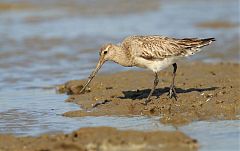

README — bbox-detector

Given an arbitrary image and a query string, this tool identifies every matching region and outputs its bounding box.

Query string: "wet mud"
[0,127,197,151]
[196,21,239,29]
[0,1,239,150]
[58,62,240,125]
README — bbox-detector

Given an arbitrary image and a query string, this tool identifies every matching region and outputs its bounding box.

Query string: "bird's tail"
[178,38,216,56]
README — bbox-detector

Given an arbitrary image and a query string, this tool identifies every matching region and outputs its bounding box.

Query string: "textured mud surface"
[58,62,240,125]
[0,127,197,151]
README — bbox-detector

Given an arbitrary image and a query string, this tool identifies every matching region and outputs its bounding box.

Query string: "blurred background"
[0,0,239,137]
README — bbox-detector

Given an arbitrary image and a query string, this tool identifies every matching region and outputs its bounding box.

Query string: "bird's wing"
[122,36,187,60]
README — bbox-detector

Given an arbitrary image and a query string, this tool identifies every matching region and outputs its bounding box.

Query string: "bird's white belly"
[135,57,177,72]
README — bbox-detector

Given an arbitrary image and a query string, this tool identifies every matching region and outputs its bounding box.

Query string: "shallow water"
[0,0,239,150]
[180,120,240,151]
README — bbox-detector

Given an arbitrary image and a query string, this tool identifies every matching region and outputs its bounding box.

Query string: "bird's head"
[99,43,115,61]
[79,43,115,94]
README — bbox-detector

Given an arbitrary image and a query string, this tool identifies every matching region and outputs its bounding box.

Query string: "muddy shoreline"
[0,0,239,150]
[0,127,197,151]
[0,62,239,151]
[59,62,240,125]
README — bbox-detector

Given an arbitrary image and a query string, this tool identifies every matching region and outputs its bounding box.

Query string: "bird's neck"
[111,45,132,67]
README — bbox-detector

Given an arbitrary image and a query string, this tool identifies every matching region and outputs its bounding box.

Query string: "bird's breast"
[134,57,177,72]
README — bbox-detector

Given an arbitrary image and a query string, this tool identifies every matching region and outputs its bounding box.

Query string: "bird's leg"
[145,72,159,105]
[168,63,177,100]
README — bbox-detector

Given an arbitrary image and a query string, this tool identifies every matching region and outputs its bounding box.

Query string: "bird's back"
[122,35,215,60]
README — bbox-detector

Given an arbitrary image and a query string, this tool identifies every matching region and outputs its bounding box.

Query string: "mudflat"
[0,127,197,151]
[0,62,239,151]
[59,62,240,125]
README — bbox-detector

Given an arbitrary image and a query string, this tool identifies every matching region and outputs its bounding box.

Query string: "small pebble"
[205,98,211,102]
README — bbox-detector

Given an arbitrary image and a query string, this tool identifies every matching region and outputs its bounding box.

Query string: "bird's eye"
[103,51,107,54]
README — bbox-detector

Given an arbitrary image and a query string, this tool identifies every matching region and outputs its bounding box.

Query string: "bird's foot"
[168,85,177,100]
[143,97,151,105]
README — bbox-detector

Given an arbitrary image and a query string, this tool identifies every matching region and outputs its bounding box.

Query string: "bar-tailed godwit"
[80,35,215,104]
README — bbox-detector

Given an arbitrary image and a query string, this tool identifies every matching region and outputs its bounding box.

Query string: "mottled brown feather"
[121,35,215,60]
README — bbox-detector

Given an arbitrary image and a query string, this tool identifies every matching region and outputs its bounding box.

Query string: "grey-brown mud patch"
[196,21,239,29]
[58,62,240,126]
[0,127,198,151]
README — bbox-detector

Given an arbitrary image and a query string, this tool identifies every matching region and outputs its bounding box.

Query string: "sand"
[59,62,240,125]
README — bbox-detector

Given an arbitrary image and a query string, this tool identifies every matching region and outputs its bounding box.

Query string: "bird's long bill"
[79,56,105,94]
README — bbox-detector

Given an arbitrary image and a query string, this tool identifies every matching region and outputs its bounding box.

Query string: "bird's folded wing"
[124,36,187,60]
[122,36,215,60]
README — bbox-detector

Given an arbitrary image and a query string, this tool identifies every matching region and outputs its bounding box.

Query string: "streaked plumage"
[80,35,215,104]
[115,35,215,72]
[122,36,215,59]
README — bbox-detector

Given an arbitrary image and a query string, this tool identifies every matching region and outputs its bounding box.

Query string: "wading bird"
[79,35,215,105]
